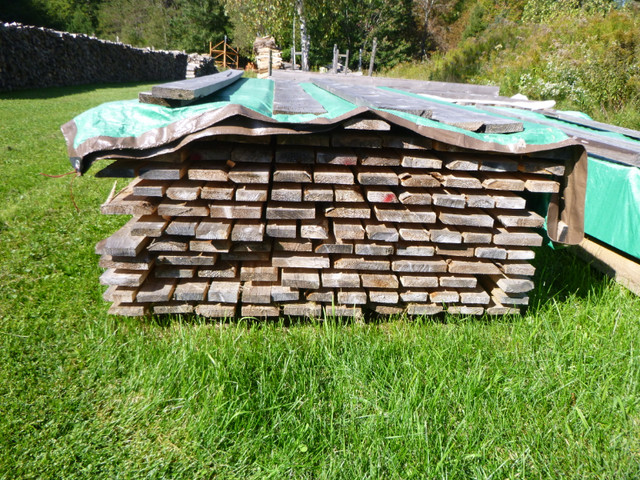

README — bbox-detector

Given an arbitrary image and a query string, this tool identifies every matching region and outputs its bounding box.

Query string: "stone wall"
[0,23,187,92]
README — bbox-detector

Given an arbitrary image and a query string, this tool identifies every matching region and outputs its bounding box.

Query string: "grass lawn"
[1,83,639,479]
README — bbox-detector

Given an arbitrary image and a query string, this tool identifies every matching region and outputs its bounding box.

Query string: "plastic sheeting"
[585,156,640,259]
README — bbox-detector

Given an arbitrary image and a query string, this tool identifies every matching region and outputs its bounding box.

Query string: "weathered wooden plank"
[195,303,237,317]
[365,186,398,204]
[432,171,482,189]
[361,273,399,289]
[153,303,194,314]
[273,80,328,115]
[359,150,400,166]
[437,207,494,228]
[200,182,234,200]
[364,221,399,242]
[430,224,462,244]
[283,303,323,317]
[242,282,272,304]
[448,259,501,275]
[156,253,218,266]
[271,286,300,302]
[435,244,475,257]
[271,183,302,202]
[300,218,329,239]
[315,237,354,254]
[151,69,244,101]
[188,161,229,182]
[236,184,269,202]
[333,255,391,271]
[322,270,361,288]
[130,215,168,237]
[132,179,169,197]
[166,180,204,201]
[374,205,436,223]
[100,268,149,287]
[103,285,138,303]
[189,240,231,253]
[356,167,398,186]
[195,219,232,240]
[210,202,263,219]
[314,165,354,184]
[333,219,365,240]
[155,266,196,278]
[266,219,298,238]
[241,305,281,317]
[303,184,334,202]
[492,209,545,228]
[431,189,465,208]
[147,235,188,252]
[274,238,313,252]
[273,164,313,183]
[266,202,316,220]
[139,163,187,181]
[99,219,149,257]
[396,242,436,257]
[392,257,447,273]
[343,118,391,131]
[158,200,209,217]
[99,253,153,271]
[228,163,271,183]
[136,279,177,303]
[439,275,477,288]
[398,171,440,188]
[397,224,430,242]
[311,78,433,117]
[354,242,394,256]
[101,181,160,216]
[240,262,278,282]
[207,280,242,303]
[272,253,329,269]
[401,152,442,169]
[460,226,493,244]
[493,227,543,247]
[231,220,265,242]
[334,185,365,203]
[282,268,321,289]
[108,302,148,317]
[399,274,439,288]
[325,203,371,219]
[198,262,238,278]
[231,145,273,164]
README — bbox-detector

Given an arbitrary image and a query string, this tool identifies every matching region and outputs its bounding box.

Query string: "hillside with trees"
[2,0,639,125]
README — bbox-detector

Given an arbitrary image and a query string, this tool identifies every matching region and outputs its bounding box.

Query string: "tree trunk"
[296,0,310,71]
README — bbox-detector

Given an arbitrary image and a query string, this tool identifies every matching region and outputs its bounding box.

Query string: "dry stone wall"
[0,23,187,92]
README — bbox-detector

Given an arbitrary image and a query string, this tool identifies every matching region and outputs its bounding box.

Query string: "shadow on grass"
[528,245,609,310]
[0,82,155,100]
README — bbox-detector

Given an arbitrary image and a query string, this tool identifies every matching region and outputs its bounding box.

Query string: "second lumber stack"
[96,119,564,318]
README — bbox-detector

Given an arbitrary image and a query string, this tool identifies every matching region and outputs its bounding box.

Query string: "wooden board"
[273,80,327,115]
[150,69,244,102]
[311,79,434,118]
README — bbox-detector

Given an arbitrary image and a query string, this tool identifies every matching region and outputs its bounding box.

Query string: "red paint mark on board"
[383,193,396,203]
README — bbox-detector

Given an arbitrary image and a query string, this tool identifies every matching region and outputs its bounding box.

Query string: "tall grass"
[1,84,639,478]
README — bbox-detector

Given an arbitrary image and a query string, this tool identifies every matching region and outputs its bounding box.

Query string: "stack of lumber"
[95,120,564,318]
[254,35,282,79]
[255,48,282,79]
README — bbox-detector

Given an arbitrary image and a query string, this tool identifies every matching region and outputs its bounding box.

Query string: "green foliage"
[385,2,640,129]
[171,0,230,52]
[523,0,617,22]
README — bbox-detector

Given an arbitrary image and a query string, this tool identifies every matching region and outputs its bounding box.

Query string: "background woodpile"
[254,36,282,79]
[0,23,187,92]
[186,53,218,79]
[95,119,564,318]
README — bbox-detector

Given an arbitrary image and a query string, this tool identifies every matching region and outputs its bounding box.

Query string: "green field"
[1,84,639,479]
